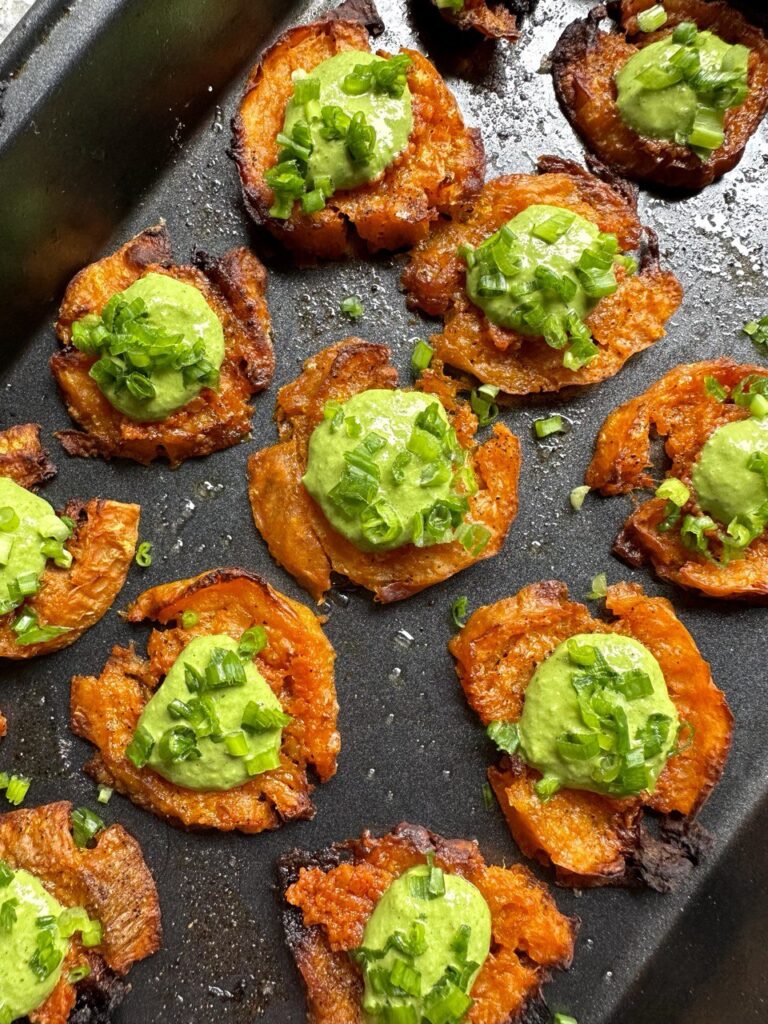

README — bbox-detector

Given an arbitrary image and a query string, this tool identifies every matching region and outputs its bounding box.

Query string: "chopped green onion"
[292,73,320,105]
[535,775,562,801]
[0,507,19,532]
[455,522,491,556]
[0,861,13,887]
[2,775,30,806]
[224,730,250,757]
[71,807,105,848]
[672,20,697,45]
[29,919,64,981]
[340,295,364,319]
[482,782,494,809]
[68,964,92,983]
[451,595,469,629]
[135,541,153,567]
[487,720,520,755]
[423,976,472,1021]
[242,700,291,731]
[389,958,421,997]
[125,725,154,769]
[245,748,281,776]
[96,785,113,805]
[637,4,667,32]
[688,108,724,151]
[531,209,575,244]
[744,316,768,356]
[411,339,434,373]
[656,477,690,507]
[569,485,590,511]
[157,725,201,765]
[0,536,13,566]
[704,375,728,401]
[0,897,18,933]
[428,861,445,898]
[554,1014,579,1024]
[470,384,500,427]
[301,188,325,214]
[534,415,565,439]
[587,573,608,599]
[238,625,268,659]
[681,514,716,558]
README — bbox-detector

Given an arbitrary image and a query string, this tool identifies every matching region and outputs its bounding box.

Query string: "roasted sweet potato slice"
[0,423,56,490]
[51,223,274,466]
[587,359,768,599]
[402,156,682,395]
[70,568,339,832]
[429,0,535,41]
[279,822,576,1024]
[232,16,484,259]
[552,1,768,190]
[0,488,139,659]
[247,338,521,603]
[0,709,5,737]
[450,580,732,889]
[0,800,160,1024]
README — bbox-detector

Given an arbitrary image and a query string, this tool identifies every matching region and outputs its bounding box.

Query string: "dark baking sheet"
[1,0,767,1021]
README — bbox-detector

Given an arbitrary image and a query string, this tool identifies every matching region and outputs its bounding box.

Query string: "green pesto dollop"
[283,50,413,195]
[135,634,285,791]
[302,389,477,554]
[615,28,750,157]
[692,415,768,528]
[358,863,491,1023]
[0,867,67,1021]
[0,477,72,617]
[463,205,632,371]
[71,272,225,423]
[518,633,679,798]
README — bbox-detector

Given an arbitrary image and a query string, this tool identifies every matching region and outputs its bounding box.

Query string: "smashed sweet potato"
[402,156,682,395]
[450,580,732,889]
[51,223,274,466]
[587,359,768,599]
[0,424,139,658]
[552,1,768,190]
[70,568,339,832]
[279,822,576,1024]
[247,338,521,603]
[232,15,484,259]
[0,800,160,1024]
[0,423,56,490]
[429,0,535,41]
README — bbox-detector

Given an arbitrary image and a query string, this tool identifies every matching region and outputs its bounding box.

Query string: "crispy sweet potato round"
[279,822,576,1024]
[450,580,732,889]
[232,16,484,259]
[0,800,160,1024]
[587,359,768,599]
[402,156,682,395]
[70,568,339,833]
[247,338,521,603]
[429,0,535,41]
[0,423,139,659]
[552,1,768,190]
[51,223,274,466]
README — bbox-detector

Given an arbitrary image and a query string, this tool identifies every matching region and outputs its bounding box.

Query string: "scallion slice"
[411,339,434,373]
[125,725,155,769]
[533,415,565,439]
[245,748,281,776]
[569,485,590,511]
[135,541,153,567]
[242,700,291,731]
[637,4,667,32]
[487,720,519,755]
[71,806,105,848]
[238,625,268,659]
[451,595,469,629]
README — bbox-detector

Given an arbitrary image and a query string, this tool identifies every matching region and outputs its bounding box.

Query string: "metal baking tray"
[0,0,767,1020]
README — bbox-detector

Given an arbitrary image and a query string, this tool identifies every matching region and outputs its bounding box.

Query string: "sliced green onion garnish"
[238,625,268,659]
[71,806,105,848]
[751,393,768,418]
[587,572,608,599]
[0,861,13,887]
[242,700,291,731]
[244,748,281,776]
[637,4,667,32]
[470,384,500,427]
[704,375,728,401]
[531,209,575,244]
[0,896,18,933]
[411,339,434,373]
[554,1014,579,1024]
[656,477,690,507]
[487,720,519,755]
[482,782,494,810]
[135,541,153,567]
[451,595,469,629]
[224,730,250,757]
[535,775,561,801]
[126,724,154,769]
[744,316,768,355]
[0,507,19,532]
[533,415,565,439]
[688,108,724,151]
[68,964,92,983]
[0,536,13,566]
[569,485,590,511]
[672,20,697,45]
[180,610,199,629]
[96,785,113,805]
[2,775,29,806]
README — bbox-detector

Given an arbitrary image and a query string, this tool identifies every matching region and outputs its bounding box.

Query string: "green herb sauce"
[692,416,768,527]
[518,634,679,798]
[0,478,72,617]
[615,28,750,157]
[134,634,285,791]
[302,389,475,553]
[0,867,67,1021]
[282,50,412,194]
[72,272,225,423]
[359,864,491,1022]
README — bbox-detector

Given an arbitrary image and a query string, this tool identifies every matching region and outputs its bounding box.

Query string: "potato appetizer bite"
[70,569,339,833]
[552,1,768,190]
[51,224,274,466]
[428,0,536,42]
[247,339,521,603]
[279,822,576,1024]
[0,425,138,659]
[587,359,768,599]
[232,12,484,258]
[451,581,732,889]
[0,800,160,1024]
[403,156,682,395]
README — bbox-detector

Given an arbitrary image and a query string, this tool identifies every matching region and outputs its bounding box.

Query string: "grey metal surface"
[0,0,767,1021]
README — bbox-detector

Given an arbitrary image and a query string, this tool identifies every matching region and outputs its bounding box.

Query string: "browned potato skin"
[51,224,274,465]
[402,156,682,395]
[587,359,768,600]
[430,0,523,40]
[451,581,732,888]
[0,423,56,490]
[0,800,161,1024]
[71,568,339,833]
[279,822,576,1024]
[232,17,485,259]
[247,338,522,603]
[552,0,768,190]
